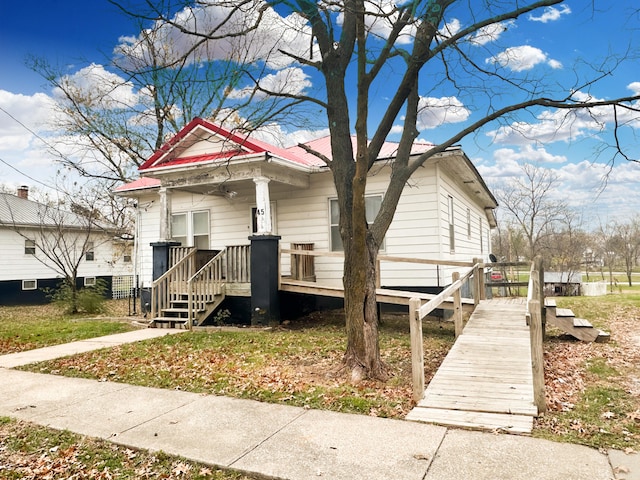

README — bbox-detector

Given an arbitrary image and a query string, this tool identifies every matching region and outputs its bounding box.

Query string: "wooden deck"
[279,278,475,311]
[406,298,537,434]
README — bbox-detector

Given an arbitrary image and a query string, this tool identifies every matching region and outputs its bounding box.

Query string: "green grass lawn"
[22,310,455,418]
[5,293,640,451]
[0,300,138,355]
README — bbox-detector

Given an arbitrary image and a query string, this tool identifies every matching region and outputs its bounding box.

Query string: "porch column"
[249,234,281,326]
[158,186,172,241]
[151,187,178,282]
[253,176,272,234]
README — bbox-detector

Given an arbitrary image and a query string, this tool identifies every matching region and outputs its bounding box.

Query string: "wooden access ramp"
[406,298,537,434]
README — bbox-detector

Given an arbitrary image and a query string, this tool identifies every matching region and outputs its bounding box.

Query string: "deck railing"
[225,244,251,283]
[187,250,226,327]
[408,262,483,400]
[527,256,546,414]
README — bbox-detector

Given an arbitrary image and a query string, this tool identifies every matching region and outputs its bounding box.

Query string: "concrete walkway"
[0,329,635,479]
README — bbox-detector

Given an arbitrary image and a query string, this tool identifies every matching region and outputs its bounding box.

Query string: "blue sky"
[0,1,639,229]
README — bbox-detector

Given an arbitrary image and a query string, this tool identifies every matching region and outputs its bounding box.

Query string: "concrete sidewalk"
[0,330,635,479]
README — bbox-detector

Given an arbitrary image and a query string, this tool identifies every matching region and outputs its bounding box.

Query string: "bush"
[47,279,108,315]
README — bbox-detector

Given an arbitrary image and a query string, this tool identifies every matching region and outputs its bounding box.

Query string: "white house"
[0,187,133,305]
[116,118,497,326]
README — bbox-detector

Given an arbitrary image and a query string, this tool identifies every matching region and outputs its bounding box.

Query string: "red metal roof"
[138,117,312,171]
[114,177,161,192]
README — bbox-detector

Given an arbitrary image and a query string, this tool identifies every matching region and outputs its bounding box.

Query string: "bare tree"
[494,163,570,259]
[612,217,640,287]
[72,0,640,379]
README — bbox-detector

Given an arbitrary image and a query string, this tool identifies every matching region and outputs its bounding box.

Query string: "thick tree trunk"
[342,230,388,381]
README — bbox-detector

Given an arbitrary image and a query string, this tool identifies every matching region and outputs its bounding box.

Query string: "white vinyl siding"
[0,227,131,283]
[132,159,492,289]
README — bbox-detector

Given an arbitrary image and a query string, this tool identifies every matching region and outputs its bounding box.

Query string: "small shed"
[544,272,582,296]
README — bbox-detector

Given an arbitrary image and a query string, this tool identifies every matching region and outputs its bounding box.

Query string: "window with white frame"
[171,211,210,248]
[171,213,188,246]
[22,279,37,290]
[330,195,384,252]
[25,239,36,255]
[85,242,95,261]
[84,277,96,287]
[448,195,455,253]
[479,216,484,254]
[467,208,471,238]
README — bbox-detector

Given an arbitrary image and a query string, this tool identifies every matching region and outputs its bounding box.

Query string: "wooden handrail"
[409,262,482,401]
[187,250,226,328]
[151,248,197,320]
[280,248,476,268]
[417,264,478,320]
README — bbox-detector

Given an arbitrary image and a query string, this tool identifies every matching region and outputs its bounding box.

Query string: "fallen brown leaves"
[24,312,454,419]
[0,419,250,479]
[535,300,640,449]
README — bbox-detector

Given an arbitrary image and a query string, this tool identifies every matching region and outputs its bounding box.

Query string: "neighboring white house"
[116,118,497,296]
[0,187,133,305]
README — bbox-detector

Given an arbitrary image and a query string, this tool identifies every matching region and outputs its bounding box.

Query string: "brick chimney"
[17,185,29,199]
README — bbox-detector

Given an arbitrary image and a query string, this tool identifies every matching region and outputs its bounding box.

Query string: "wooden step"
[554,307,575,318]
[596,330,611,343]
[151,317,188,329]
[573,318,593,328]
[406,407,533,435]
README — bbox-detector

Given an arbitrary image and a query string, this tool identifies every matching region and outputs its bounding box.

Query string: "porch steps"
[544,299,610,342]
[151,294,225,329]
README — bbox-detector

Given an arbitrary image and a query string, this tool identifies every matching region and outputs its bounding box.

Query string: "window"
[123,254,132,263]
[84,277,96,287]
[171,213,188,246]
[85,242,95,261]
[467,208,471,238]
[479,217,484,254]
[448,196,455,253]
[330,195,384,251]
[25,239,36,255]
[22,280,37,290]
[171,211,210,248]
[192,211,210,249]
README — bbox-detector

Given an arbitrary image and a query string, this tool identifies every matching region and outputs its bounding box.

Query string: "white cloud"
[337,0,417,45]
[495,145,567,164]
[486,45,560,72]
[438,18,462,39]
[250,123,329,148]
[480,152,640,229]
[228,67,312,100]
[0,90,56,151]
[488,90,640,146]
[54,64,140,110]
[416,96,470,130]
[628,82,640,96]
[528,4,571,23]
[468,21,514,46]
[114,1,315,70]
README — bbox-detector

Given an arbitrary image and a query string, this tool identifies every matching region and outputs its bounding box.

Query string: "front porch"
[147,244,484,329]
